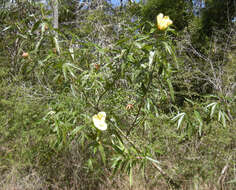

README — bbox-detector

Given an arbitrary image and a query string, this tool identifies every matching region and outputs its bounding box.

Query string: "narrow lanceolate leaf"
[218,110,222,122]
[221,111,226,127]
[129,166,133,187]
[162,41,172,55]
[206,102,217,118]
[87,159,93,170]
[222,114,226,127]
[227,179,236,184]
[177,114,185,129]
[171,112,185,121]
[167,79,175,102]
[31,20,41,33]
[2,26,11,32]
[41,22,48,34]
[69,47,74,61]
[62,63,68,81]
[67,66,76,78]
[148,51,155,70]
[70,125,85,136]
[34,36,43,52]
[145,156,161,164]
[184,98,195,105]
[172,112,185,129]
[98,144,106,165]
[218,110,226,127]
[194,111,203,136]
[134,42,143,49]
[53,36,60,54]
[62,62,81,81]
[66,62,83,71]
[111,157,122,175]
[71,84,76,97]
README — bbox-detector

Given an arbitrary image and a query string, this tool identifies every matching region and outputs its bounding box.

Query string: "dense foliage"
[0,0,235,189]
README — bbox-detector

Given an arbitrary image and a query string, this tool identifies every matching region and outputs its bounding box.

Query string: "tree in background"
[187,0,236,54]
[201,0,236,36]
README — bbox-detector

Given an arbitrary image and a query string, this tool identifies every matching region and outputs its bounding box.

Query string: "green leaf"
[167,79,175,102]
[112,144,124,155]
[34,36,43,52]
[87,159,93,170]
[17,33,27,39]
[218,110,222,122]
[98,144,106,165]
[69,47,74,61]
[150,27,156,33]
[53,36,60,54]
[31,20,42,33]
[2,26,11,32]
[70,125,85,136]
[115,37,130,45]
[70,84,76,97]
[62,64,68,81]
[194,111,203,136]
[67,62,83,71]
[162,41,172,55]
[177,114,185,129]
[135,35,149,42]
[148,51,155,70]
[227,179,236,184]
[184,98,195,105]
[221,111,226,127]
[134,42,143,49]
[111,157,122,176]
[206,102,218,118]
[145,156,161,164]
[129,166,133,187]
[172,112,185,129]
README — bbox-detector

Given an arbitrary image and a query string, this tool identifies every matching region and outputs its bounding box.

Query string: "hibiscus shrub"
[1,3,235,189]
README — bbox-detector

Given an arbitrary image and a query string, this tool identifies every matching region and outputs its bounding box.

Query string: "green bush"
[0,1,235,190]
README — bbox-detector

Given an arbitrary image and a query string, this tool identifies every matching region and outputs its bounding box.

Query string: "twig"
[127,63,155,135]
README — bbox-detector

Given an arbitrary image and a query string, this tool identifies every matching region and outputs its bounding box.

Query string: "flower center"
[96,113,104,120]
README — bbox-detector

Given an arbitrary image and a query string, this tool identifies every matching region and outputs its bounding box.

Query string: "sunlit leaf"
[148,51,155,69]
[162,41,172,55]
[172,112,185,129]
[87,159,93,170]
[2,26,11,32]
[69,47,74,61]
[194,111,203,136]
[221,111,226,127]
[129,166,133,187]
[145,156,161,164]
[53,36,60,54]
[206,102,218,118]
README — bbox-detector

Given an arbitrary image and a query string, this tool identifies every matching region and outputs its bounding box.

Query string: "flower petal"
[157,13,164,25]
[98,112,106,120]
[156,13,172,30]
[92,112,107,131]
[93,118,107,130]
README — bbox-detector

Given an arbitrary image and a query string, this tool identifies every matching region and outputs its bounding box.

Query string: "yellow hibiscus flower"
[157,13,173,30]
[92,112,107,131]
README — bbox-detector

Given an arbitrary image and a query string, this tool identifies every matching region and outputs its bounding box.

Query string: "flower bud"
[22,52,29,58]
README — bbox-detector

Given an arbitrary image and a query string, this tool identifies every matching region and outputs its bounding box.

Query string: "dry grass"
[0,167,46,190]
[1,167,233,190]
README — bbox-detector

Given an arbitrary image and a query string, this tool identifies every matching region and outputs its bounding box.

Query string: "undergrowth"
[0,1,236,190]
